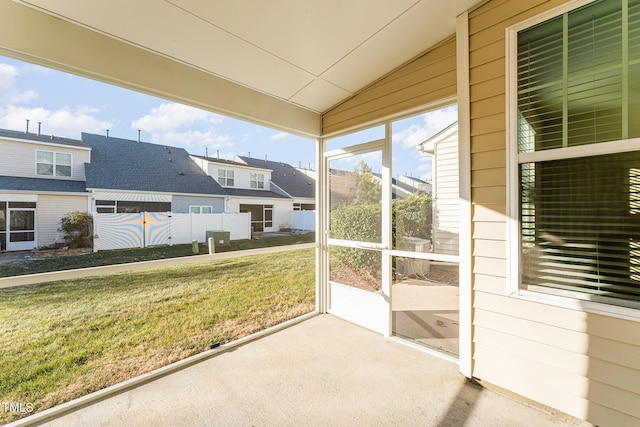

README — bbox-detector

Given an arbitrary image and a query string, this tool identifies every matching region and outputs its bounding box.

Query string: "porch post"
[456,10,473,379]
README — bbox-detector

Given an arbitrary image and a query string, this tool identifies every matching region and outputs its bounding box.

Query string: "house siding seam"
[322,36,457,136]
[468,0,640,425]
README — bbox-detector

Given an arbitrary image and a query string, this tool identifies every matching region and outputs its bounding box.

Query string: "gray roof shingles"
[237,156,315,198]
[82,133,227,196]
[0,128,89,148]
[0,176,87,193]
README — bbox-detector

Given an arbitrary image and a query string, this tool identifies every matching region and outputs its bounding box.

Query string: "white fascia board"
[0,137,91,151]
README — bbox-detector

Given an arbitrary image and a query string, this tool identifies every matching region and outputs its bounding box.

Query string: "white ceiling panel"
[170,0,420,76]
[15,0,478,113]
[320,0,477,92]
[289,79,353,113]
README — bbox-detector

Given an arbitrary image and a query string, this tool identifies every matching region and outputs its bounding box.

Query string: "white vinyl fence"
[94,212,251,251]
[291,210,315,231]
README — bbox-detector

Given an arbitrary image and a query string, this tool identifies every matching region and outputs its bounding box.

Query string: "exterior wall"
[171,195,225,213]
[205,162,272,191]
[37,194,88,247]
[273,199,292,231]
[230,197,292,231]
[433,132,459,255]
[0,138,90,181]
[322,36,457,136]
[468,1,640,425]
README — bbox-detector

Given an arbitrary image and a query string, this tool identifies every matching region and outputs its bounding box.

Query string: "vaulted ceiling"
[3,0,477,136]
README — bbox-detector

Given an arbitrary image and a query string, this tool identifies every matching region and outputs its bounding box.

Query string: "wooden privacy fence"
[94,212,251,251]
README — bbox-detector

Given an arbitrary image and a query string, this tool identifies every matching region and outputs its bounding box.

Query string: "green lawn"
[0,248,315,423]
[0,232,315,278]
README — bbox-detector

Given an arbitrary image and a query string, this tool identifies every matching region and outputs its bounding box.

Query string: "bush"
[392,192,432,247]
[330,204,381,271]
[58,211,93,249]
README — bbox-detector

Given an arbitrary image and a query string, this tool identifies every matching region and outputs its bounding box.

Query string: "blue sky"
[0,55,457,181]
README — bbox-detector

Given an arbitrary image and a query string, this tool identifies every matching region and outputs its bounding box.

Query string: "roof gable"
[236,156,315,198]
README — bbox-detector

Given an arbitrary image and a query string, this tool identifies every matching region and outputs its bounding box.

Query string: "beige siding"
[322,36,457,136]
[469,0,640,424]
[37,194,88,247]
[0,138,89,181]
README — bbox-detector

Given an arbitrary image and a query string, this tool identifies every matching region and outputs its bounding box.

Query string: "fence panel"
[144,212,170,246]
[94,212,251,250]
[94,213,144,251]
[291,211,316,231]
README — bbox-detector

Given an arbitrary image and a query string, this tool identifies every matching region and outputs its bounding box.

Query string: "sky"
[0,55,457,181]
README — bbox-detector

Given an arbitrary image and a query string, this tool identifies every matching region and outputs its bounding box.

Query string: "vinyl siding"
[37,194,88,247]
[0,138,89,181]
[171,195,225,214]
[433,132,459,255]
[469,0,640,424]
[322,36,457,136]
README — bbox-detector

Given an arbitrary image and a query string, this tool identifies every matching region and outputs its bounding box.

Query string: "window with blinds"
[516,0,640,308]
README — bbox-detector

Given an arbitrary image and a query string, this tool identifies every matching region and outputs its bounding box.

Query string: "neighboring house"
[83,133,227,215]
[418,122,458,255]
[0,129,90,251]
[236,156,315,211]
[191,155,293,232]
[397,175,431,194]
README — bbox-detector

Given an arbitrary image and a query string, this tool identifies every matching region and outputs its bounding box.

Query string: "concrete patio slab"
[33,315,587,427]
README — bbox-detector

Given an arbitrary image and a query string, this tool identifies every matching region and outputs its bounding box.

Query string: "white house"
[0,128,90,251]
[191,155,294,232]
[418,122,459,256]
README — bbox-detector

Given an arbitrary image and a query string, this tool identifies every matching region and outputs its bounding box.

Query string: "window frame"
[217,169,235,187]
[250,173,265,189]
[189,205,213,214]
[36,149,73,178]
[506,0,640,321]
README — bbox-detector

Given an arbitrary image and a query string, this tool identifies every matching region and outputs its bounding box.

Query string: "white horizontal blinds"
[521,152,640,303]
[517,0,640,305]
[629,0,640,136]
[517,16,564,152]
[567,0,623,146]
[517,0,633,152]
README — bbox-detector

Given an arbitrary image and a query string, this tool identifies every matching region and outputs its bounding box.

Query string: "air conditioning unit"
[206,230,230,246]
[397,237,431,277]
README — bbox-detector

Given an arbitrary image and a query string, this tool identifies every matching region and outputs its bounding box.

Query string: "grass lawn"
[0,232,315,278]
[0,248,315,423]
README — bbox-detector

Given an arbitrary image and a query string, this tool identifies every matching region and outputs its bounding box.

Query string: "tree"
[353,159,381,205]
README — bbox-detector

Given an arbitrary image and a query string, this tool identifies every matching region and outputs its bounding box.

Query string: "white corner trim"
[456,10,472,379]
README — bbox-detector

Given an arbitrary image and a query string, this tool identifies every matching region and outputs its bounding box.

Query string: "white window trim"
[505,0,640,322]
[250,173,265,189]
[189,205,213,214]
[217,169,235,187]
[35,149,73,178]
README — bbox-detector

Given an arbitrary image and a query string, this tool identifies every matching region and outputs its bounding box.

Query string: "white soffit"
[14,0,477,114]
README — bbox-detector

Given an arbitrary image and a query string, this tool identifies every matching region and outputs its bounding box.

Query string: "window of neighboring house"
[36,150,72,177]
[96,200,116,213]
[217,169,234,187]
[511,0,640,309]
[250,173,265,189]
[190,206,213,214]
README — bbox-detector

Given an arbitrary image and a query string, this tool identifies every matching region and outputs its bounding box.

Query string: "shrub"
[58,211,93,249]
[330,204,381,271]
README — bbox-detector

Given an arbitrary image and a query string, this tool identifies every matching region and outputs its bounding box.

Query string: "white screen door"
[324,138,391,334]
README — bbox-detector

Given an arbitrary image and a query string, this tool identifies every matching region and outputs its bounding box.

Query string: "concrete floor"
[32,315,585,427]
